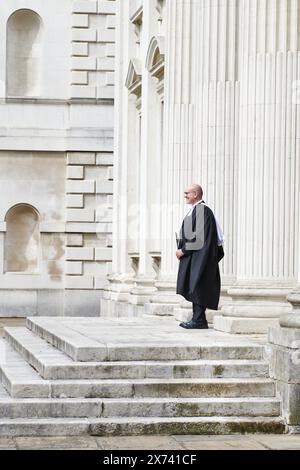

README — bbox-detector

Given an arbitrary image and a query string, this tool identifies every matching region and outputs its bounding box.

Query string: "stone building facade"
[0,0,299,434]
[0,0,299,336]
[102,0,300,334]
[0,0,116,316]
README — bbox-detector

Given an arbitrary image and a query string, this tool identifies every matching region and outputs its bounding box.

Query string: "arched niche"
[4,204,40,273]
[6,9,43,97]
[145,36,165,80]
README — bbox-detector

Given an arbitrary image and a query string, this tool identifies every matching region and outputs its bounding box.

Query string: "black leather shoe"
[179,320,208,329]
[179,320,196,328]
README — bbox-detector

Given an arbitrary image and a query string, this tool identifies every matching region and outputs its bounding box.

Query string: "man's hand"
[176,249,184,260]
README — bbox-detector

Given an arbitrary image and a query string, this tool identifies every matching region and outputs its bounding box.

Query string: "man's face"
[184,188,198,205]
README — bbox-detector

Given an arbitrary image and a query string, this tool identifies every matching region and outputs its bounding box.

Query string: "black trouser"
[192,303,207,325]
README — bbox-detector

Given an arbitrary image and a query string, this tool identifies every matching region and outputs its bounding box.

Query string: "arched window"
[145,36,165,80]
[4,204,40,273]
[6,9,43,97]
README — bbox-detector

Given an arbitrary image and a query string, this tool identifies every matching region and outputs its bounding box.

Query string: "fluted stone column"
[214,0,300,333]
[124,2,170,312]
[102,0,167,316]
[170,0,240,323]
[145,0,196,317]
[101,0,136,317]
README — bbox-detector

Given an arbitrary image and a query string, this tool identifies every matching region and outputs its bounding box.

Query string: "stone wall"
[0,0,115,316]
[71,0,116,100]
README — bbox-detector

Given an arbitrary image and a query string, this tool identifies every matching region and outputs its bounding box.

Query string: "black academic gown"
[176,202,223,310]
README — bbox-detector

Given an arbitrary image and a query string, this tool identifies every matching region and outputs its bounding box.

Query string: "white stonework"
[0,0,299,331]
[0,317,285,435]
[101,0,300,334]
[0,0,115,316]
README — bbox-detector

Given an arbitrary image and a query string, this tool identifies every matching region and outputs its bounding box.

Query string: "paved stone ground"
[0,434,300,450]
[0,318,299,450]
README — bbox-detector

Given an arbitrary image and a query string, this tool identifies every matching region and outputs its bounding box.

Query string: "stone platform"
[0,316,285,436]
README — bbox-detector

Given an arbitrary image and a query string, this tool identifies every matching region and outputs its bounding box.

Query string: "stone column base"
[144,280,180,317]
[100,276,158,318]
[173,305,193,323]
[214,315,279,334]
[100,298,144,317]
[144,302,175,316]
[214,284,292,334]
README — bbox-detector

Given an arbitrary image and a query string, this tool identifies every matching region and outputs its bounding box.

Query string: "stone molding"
[125,59,142,96]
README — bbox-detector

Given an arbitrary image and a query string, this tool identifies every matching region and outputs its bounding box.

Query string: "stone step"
[0,396,281,419]
[4,327,269,380]
[0,344,51,398]
[0,416,285,436]
[100,397,281,418]
[89,416,286,436]
[26,317,264,362]
[26,317,107,362]
[0,418,90,436]
[1,367,276,400]
[0,343,277,399]
[0,397,102,418]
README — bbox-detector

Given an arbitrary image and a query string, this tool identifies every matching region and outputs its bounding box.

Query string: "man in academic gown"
[176,184,224,329]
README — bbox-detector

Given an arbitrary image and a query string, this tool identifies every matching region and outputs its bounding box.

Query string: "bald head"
[190,184,203,199]
[184,184,203,205]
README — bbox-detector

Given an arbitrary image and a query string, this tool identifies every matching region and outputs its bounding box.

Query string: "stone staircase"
[0,316,285,436]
